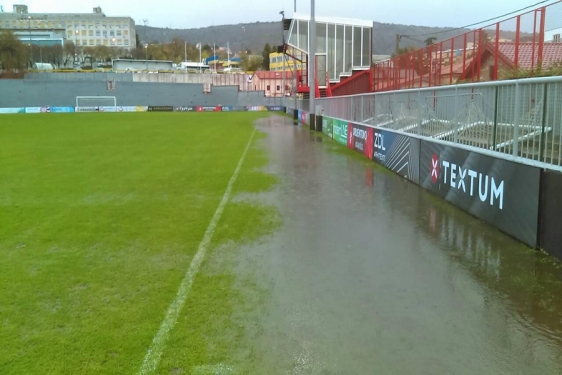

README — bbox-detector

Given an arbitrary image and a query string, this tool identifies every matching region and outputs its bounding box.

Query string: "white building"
[545,27,562,43]
[0,4,136,49]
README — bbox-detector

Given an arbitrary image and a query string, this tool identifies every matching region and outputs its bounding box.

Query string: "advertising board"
[347,123,374,159]
[300,110,307,124]
[25,107,42,113]
[332,119,348,146]
[420,140,540,247]
[175,106,196,112]
[51,107,74,113]
[322,117,333,139]
[75,107,99,112]
[98,106,118,112]
[0,108,25,114]
[372,128,420,184]
[539,170,562,260]
[197,106,221,112]
[148,106,174,112]
[246,106,267,112]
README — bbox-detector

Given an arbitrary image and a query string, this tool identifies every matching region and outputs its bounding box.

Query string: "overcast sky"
[0,0,558,29]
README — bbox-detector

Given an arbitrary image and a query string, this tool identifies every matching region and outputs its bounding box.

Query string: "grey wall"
[26,72,135,82]
[0,80,283,107]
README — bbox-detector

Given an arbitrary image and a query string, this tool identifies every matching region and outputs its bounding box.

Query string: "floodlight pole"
[281,11,285,102]
[308,0,316,130]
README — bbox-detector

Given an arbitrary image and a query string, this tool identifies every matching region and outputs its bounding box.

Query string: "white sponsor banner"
[0,108,24,114]
[25,107,42,113]
[98,106,119,112]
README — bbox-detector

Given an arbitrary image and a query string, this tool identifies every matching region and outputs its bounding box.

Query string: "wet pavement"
[243,115,562,375]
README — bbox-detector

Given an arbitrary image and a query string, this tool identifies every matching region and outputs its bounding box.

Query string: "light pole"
[144,43,148,71]
[280,11,285,101]
[28,16,32,67]
[198,43,202,73]
[308,0,316,130]
[75,30,79,67]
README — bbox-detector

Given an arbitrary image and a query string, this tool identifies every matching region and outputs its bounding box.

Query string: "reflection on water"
[250,116,562,374]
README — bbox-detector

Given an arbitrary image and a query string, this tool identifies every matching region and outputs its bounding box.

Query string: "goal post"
[75,96,117,109]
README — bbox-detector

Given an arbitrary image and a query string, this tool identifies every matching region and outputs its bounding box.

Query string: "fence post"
[454,85,459,144]
[417,89,422,136]
[360,96,364,123]
[540,83,548,162]
[513,81,521,157]
[492,85,499,151]
[350,96,354,122]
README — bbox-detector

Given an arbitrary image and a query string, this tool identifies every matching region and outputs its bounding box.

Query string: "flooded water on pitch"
[240,116,562,375]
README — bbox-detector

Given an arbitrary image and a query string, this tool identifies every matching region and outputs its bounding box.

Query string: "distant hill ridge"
[136,22,526,55]
[136,21,476,56]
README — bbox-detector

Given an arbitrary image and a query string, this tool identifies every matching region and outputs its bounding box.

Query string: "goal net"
[76,96,117,111]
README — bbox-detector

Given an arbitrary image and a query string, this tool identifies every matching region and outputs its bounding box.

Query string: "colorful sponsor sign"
[300,110,307,124]
[246,105,267,112]
[322,117,333,139]
[113,106,147,112]
[98,106,118,112]
[0,108,25,114]
[196,106,221,112]
[332,119,348,146]
[372,128,420,184]
[420,140,540,247]
[148,106,174,112]
[347,123,374,159]
[51,107,74,113]
[25,107,42,113]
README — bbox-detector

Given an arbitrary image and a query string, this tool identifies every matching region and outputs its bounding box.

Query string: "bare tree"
[0,30,27,71]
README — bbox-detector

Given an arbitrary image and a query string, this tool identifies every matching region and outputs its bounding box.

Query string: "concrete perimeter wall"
[25,72,249,89]
[0,80,282,108]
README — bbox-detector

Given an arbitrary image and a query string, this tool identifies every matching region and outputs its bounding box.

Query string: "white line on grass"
[137,129,257,375]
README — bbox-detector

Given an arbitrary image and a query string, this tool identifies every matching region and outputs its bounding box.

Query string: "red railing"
[373,0,562,92]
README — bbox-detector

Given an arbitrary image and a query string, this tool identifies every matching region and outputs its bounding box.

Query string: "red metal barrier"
[373,0,562,92]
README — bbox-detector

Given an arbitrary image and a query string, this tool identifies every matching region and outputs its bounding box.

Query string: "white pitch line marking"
[137,129,257,375]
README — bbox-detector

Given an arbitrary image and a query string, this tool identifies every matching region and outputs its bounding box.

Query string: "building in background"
[269,51,303,71]
[282,12,373,96]
[251,71,294,97]
[0,4,136,49]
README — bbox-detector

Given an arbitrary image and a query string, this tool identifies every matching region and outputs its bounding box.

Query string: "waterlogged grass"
[0,112,279,374]
[156,131,282,374]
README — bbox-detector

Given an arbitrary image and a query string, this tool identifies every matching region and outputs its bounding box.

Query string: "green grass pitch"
[0,112,280,374]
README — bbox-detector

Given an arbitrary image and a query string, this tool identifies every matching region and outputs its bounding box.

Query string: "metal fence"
[311,76,562,169]
[374,0,562,92]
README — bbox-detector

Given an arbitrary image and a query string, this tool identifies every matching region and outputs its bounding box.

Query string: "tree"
[0,30,27,71]
[241,51,262,71]
[62,41,76,67]
[261,43,272,70]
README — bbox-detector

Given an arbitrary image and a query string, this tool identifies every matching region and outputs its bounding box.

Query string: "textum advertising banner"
[420,140,540,247]
[372,128,420,185]
[347,123,374,159]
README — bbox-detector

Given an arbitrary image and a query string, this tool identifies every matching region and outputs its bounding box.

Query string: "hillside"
[136,21,474,56]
